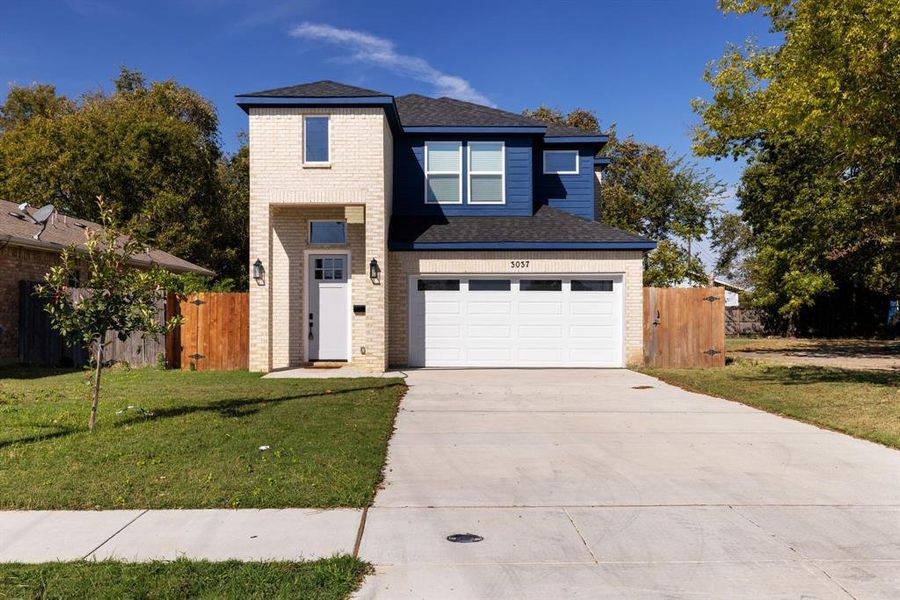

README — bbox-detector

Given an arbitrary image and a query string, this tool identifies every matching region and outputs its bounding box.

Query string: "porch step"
[306,361,348,369]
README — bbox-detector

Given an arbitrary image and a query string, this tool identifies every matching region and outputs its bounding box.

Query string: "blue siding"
[535,144,596,220]
[393,134,533,216]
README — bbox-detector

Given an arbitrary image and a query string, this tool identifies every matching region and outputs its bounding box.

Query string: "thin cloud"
[290,23,494,106]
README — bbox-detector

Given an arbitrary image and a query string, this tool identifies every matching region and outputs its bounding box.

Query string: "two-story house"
[237,81,655,372]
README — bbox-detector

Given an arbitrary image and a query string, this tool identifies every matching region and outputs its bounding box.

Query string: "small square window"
[304,116,329,164]
[309,221,346,245]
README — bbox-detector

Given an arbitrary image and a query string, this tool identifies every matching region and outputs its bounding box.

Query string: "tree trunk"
[88,333,105,432]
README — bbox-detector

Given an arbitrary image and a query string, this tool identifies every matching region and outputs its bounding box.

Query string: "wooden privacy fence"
[166,292,249,371]
[643,287,726,368]
[18,281,165,368]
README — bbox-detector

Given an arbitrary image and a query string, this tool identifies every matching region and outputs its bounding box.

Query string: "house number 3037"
[510,260,530,269]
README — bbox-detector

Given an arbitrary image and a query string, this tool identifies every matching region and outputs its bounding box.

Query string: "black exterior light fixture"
[253,258,265,284]
[369,257,381,283]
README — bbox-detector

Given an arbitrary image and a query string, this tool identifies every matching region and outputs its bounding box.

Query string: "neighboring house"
[677,277,746,307]
[0,200,213,364]
[237,81,656,372]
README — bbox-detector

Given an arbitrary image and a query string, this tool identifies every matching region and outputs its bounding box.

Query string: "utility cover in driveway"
[408,276,624,367]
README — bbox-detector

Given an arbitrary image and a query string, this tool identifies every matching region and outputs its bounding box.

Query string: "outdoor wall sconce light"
[253,258,265,285]
[369,257,381,284]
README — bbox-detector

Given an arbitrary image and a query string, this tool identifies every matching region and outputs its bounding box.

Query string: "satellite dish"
[30,204,55,224]
[17,202,29,211]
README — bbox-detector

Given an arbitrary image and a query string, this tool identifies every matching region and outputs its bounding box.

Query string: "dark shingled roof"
[396,94,546,129]
[389,205,654,247]
[239,80,390,98]
[544,122,605,138]
[0,200,214,276]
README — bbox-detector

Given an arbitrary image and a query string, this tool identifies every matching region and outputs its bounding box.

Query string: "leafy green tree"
[523,105,723,286]
[0,67,248,285]
[693,0,899,327]
[37,198,181,432]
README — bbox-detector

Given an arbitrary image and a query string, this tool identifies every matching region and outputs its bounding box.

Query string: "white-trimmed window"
[303,116,330,165]
[309,220,346,244]
[468,142,505,204]
[424,141,462,204]
[543,150,579,174]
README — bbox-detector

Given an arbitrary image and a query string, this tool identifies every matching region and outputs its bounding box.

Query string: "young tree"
[37,198,181,432]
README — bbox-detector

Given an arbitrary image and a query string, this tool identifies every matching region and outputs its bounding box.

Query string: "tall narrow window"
[468,142,505,204]
[304,116,330,164]
[424,141,462,204]
[543,150,579,174]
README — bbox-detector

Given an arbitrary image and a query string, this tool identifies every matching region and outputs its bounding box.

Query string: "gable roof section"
[389,205,656,250]
[0,200,214,276]
[238,80,390,98]
[396,95,545,130]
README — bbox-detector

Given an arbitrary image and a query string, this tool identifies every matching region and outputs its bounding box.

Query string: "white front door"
[308,255,350,361]
[409,276,624,368]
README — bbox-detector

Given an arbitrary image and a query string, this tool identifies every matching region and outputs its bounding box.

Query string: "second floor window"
[468,142,505,204]
[304,116,330,164]
[543,150,579,175]
[425,141,462,204]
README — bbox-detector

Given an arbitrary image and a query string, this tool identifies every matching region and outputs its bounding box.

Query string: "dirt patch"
[732,339,899,371]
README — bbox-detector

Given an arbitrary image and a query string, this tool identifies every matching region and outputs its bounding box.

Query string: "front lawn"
[640,360,900,449]
[0,556,367,600]
[0,368,405,509]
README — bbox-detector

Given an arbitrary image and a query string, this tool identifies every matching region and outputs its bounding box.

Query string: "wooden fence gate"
[166,292,249,371]
[643,287,726,368]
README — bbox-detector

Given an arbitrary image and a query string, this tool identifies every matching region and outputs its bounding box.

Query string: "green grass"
[639,359,900,449]
[0,556,367,600]
[0,367,405,509]
[726,336,900,354]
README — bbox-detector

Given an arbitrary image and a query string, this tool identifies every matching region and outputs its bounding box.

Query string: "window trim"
[308,219,347,245]
[424,141,463,204]
[467,141,505,205]
[303,115,331,166]
[543,150,579,175]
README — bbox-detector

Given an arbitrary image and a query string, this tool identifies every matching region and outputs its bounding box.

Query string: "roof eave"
[0,234,215,277]
[403,126,547,134]
[389,241,658,251]
[544,135,609,144]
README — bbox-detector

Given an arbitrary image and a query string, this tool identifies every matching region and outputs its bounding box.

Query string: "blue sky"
[2,0,778,231]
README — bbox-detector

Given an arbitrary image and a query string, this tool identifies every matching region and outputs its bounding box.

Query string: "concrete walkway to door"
[354,369,900,599]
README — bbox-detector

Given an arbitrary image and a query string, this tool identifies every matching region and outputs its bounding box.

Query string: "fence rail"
[643,287,726,368]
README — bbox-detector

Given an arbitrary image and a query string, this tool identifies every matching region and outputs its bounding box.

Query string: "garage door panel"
[467,301,513,315]
[410,276,623,368]
[518,304,563,316]
[569,325,616,338]
[467,325,513,338]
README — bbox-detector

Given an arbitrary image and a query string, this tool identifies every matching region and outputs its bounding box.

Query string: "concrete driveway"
[355,369,900,599]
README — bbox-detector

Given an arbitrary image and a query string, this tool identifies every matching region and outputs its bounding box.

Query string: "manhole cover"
[631,385,654,389]
[447,533,483,543]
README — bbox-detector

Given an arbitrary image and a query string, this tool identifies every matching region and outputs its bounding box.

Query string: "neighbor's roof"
[238,80,391,98]
[389,205,656,250]
[0,200,214,276]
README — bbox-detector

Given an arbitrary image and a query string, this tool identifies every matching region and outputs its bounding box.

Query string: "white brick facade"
[249,106,391,371]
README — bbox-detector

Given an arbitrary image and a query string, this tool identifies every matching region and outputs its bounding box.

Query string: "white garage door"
[408,276,624,368]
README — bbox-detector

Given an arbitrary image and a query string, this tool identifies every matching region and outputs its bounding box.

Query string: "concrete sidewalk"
[0,509,362,562]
